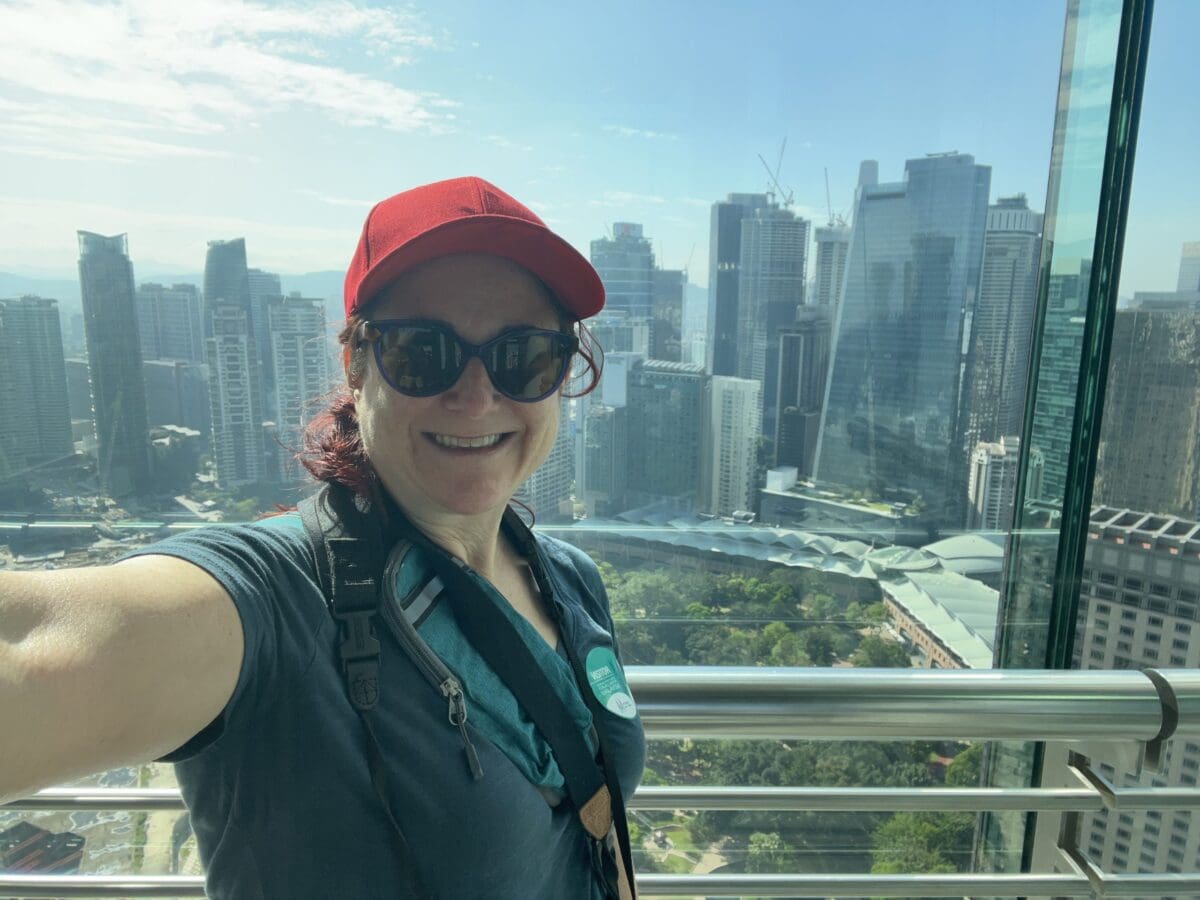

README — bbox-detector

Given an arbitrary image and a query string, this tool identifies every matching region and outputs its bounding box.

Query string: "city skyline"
[2,0,1195,299]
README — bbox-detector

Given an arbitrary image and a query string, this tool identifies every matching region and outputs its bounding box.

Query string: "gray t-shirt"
[127,513,644,899]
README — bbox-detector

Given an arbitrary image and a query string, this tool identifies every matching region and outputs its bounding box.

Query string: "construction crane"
[758,137,794,208]
[823,166,847,228]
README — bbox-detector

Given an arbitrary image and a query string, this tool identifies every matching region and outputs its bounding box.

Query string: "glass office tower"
[815,153,991,533]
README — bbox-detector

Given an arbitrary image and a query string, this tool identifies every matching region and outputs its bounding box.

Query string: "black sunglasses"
[358,319,578,403]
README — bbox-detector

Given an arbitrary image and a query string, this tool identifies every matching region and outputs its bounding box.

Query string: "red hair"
[298,311,603,499]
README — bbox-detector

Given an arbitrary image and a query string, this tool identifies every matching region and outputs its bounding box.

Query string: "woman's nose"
[443,357,500,413]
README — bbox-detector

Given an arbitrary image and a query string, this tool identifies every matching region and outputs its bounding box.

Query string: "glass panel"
[1068,0,1200,877]
[978,0,1135,875]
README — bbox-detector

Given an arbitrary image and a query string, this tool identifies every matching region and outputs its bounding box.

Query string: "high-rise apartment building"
[1177,241,1200,292]
[1029,260,1092,502]
[590,223,654,318]
[0,297,73,477]
[812,224,850,308]
[248,268,283,418]
[736,205,810,441]
[265,295,329,483]
[77,232,152,497]
[967,436,1040,531]
[964,196,1043,445]
[708,193,771,376]
[207,301,265,487]
[775,308,832,478]
[815,153,991,530]
[701,376,762,516]
[1074,507,1200,876]
[626,360,706,509]
[1094,302,1200,520]
[136,283,204,362]
[651,268,685,361]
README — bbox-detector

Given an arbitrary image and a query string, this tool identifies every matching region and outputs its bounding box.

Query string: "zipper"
[382,542,484,780]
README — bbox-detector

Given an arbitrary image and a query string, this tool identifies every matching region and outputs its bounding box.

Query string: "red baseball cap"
[344,176,605,320]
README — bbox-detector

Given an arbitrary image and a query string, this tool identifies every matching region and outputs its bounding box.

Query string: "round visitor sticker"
[585,647,637,719]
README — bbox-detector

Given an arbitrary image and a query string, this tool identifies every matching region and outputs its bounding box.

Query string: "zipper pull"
[442,679,484,780]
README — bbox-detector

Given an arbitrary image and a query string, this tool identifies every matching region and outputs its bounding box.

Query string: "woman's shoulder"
[529,528,599,581]
[123,512,317,583]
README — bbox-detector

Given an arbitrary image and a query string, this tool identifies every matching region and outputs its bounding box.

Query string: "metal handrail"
[626,665,1168,740]
[6,666,1200,897]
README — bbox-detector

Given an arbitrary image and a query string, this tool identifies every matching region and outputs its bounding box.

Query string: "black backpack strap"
[297,487,430,899]
[501,509,638,900]
[405,512,636,900]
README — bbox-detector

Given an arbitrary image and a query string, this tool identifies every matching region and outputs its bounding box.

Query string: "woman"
[0,177,645,899]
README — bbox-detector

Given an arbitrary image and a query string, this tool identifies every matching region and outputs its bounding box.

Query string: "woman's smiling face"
[353,253,565,525]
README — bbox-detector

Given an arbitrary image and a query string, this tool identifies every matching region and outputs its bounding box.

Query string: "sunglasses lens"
[378,325,462,395]
[487,332,571,400]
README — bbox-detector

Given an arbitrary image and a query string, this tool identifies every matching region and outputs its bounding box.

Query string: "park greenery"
[595,559,980,878]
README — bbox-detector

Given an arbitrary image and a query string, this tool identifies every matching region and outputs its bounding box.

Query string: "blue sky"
[0,0,1192,294]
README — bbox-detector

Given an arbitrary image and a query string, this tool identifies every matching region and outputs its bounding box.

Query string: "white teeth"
[431,433,504,449]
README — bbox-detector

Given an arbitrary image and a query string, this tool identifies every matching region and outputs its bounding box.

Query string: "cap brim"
[352,215,604,319]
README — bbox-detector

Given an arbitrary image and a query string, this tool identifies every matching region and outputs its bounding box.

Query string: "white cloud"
[603,124,679,142]
[0,0,453,162]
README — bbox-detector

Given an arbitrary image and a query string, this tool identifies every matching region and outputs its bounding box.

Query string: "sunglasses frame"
[357,318,579,403]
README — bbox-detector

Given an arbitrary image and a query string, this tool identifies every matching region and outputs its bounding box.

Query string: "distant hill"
[0,273,82,309]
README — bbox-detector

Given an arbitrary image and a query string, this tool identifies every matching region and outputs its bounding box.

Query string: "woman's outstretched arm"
[0,554,243,803]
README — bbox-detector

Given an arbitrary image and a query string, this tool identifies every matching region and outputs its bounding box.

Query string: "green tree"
[871,812,973,873]
[802,625,837,666]
[945,743,983,787]
[746,831,792,874]
[850,635,911,668]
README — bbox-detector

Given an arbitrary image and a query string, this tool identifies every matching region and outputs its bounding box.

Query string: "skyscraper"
[626,359,706,509]
[963,196,1043,445]
[1094,303,1200,520]
[775,307,832,478]
[203,239,251,329]
[812,224,850,308]
[967,436,1039,531]
[136,283,204,362]
[707,193,770,376]
[204,239,265,486]
[815,153,991,529]
[266,294,329,483]
[1029,260,1091,502]
[651,268,685,361]
[207,301,264,487]
[701,376,762,516]
[77,232,152,497]
[590,223,654,318]
[248,268,283,418]
[1074,507,1200,876]
[1177,241,1200,292]
[0,297,73,477]
[576,352,637,517]
[736,205,810,441]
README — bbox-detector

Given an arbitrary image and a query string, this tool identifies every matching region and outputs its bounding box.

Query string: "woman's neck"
[390,501,512,581]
